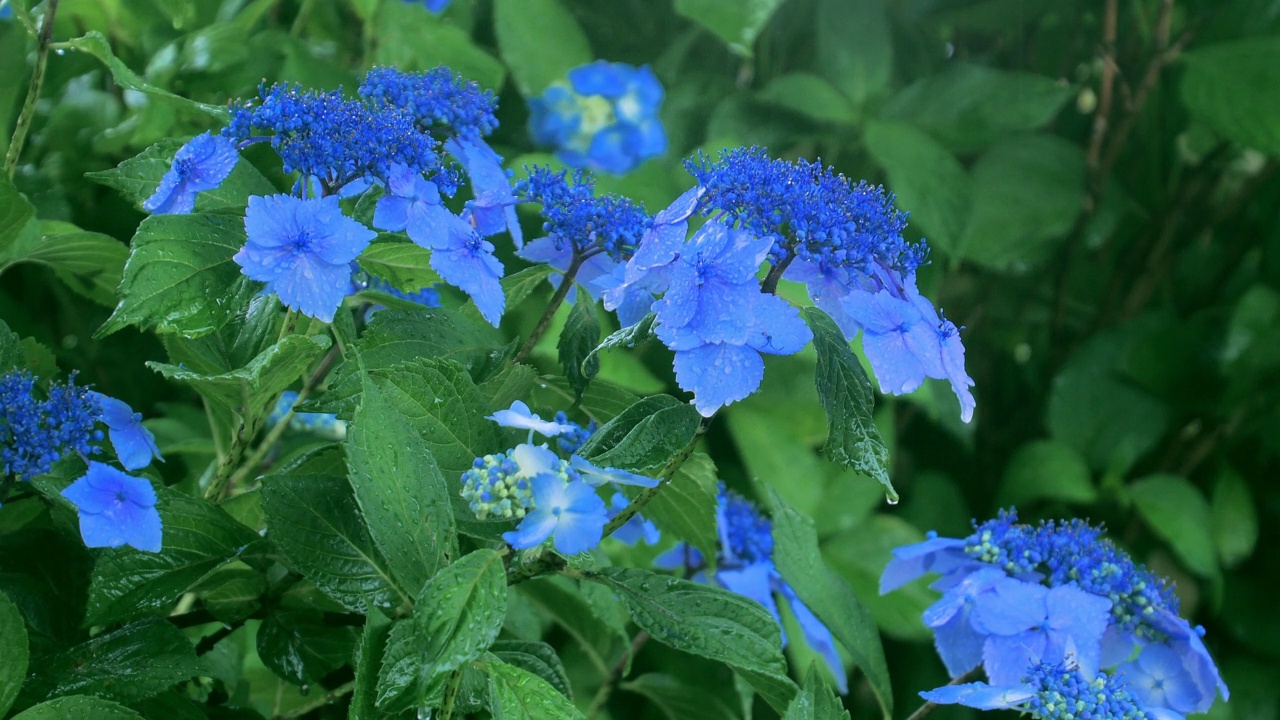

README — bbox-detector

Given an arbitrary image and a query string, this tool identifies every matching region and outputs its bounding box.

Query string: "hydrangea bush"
[0,1,1271,720]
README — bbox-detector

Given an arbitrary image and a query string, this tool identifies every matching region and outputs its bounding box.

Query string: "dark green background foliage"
[1,0,1278,719]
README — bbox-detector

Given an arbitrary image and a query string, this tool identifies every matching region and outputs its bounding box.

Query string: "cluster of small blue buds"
[529,61,667,174]
[1,370,102,480]
[400,0,451,14]
[516,166,650,261]
[718,487,775,567]
[553,412,595,455]
[685,147,924,275]
[1024,664,1149,720]
[225,81,441,191]
[964,510,1179,637]
[360,66,497,139]
[460,452,533,520]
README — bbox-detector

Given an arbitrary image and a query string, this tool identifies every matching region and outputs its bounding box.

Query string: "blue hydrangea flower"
[266,390,347,441]
[401,0,451,14]
[881,510,1227,718]
[607,492,660,546]
[61,461,162,552]
[529,61,666,174]
[660,487,847,693]
[88,391,162,471]
[461,443,572,521]
[2,371,102,480]
[235,194,376,322]
[143,132,239,215]
[445,137,522,246]
[373,164,505,326]
[502,473,607,555]
[568,455,658,488]
[923,662,1160,720]
[487,400,576,438]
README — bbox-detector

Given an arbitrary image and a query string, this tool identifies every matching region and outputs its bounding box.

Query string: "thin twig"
[587,631,650,718]
[1086,0,1119,171]
[275,680,356,719]
[4,0,59,178]
[513,254,587,365]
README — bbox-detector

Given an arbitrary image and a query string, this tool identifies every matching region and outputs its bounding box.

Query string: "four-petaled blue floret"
[61,461,163,552]
[142,132,239,215]
[88,391,163,471]
[529,61,667,174]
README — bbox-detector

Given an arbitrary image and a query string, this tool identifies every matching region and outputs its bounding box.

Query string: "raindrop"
[886,494,899,505]
[300,685,311,696]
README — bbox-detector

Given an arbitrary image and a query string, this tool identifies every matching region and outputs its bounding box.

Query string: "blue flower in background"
[143,132,238,215]
[401,0,451,14]
[607,493,660,546]
[502,473,607,555]
[881,510,1228,719]
[659,487,847,693]
[529,61,667,174]
[88,392,162,471]
[569,455,658,488]
[61,462,162,552]
[235,194,376,323]
[2,371,101,481]
[553,412,596,455]
[0,4,11,20]
[266,390,347,441]
[923,661,1161,720]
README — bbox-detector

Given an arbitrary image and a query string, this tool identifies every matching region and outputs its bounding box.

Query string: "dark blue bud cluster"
[685,147,926,276]
[966,510,1179,638]
[516,166,650,261]
[225,82,441,191]
[719,486,774,567]
[1024,663,1149,720]
[552,412,596,455]
[1,371,102,480]
[359,66,498,139]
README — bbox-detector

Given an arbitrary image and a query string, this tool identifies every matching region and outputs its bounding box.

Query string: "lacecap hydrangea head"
[2,370,102,480]
[529,61,667,174]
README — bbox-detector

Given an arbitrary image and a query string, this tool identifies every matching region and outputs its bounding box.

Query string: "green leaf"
[10,696,144,720]
[579,395,702,475]
[638,451,720,563]
[0,220,126,307]
[85,139,277,212]
[785,665,851,720]
[23,619,205,704]
[814,0,890,108]
[674,0,785,56]
[622,673,739,720]
[260,473,408,613]
[531,376,640,425]
[486,659,586,720]
[997,440,1097,507]
[1181,37,1280,156]
[147,334,330,423]
[764,488,892,719]
[0,172,35,258]
[376,550,507,710]
[350,612,392,720]
[1130,474,1218,578]
[592,567,797,713]
[98,212,257,339]
[823,515,930,641]
[0,591,28,716]
[1212,467,1258,568]
[864,120,971,256]
[358,240,441,291]
[256,611,360,685]
[478,363,539,411]
[491,640,573,699]
[756,73,857,125]
[881,64,1073,154]
[501,265,556,310]
[560,298,601,398]
[516,578,629,679]
[85,487,257,626]
[61,32,227,120]
[493,0,592,95]
[956,134,1086,270]
[803,308,894,501]
[584,313,656,370]
[371,2,507,90]
[196,568,264,624]
[346,377,458,599]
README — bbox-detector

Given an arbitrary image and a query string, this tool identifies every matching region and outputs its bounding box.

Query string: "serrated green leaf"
[196,568,264,624]
[674,0,785,56]
[822,515,930,642]
[559,298,601,398]
[0,319,26,375]
[580,395,702,475]
[350,611,392,720]
[62,32,227,120]
[1181,37,1280,157]
[491,640,573,699]
[478,363,539,411]
[486,660,586,720]
[502,265,556,309]
[85,139,276,212]
[626,451,719,563]
[764,488,892,719]
[371,2,506,89]
[784,665,851,720]
[10,696,144,720]
[346,377,458,597]
[864,120,970,256]
[517,578,629,679]
[592,567,797,713]
[0,221,126,306]
[622,672,739,720]
[22,619,206,704]
[256,611,360,686]
[0,591,29,716]
[376,550,507,710]
[0,172,35,258]
[494,0,592,96]
[1130,474,1218,578]
[803,308,894,500]
[98,212,257,339]
[585,314,657,372]
[261,473,407,613]
[358,240,442,291]
[997,440,1097,507]
[1212,468,1257,568]
[85,487,257,626]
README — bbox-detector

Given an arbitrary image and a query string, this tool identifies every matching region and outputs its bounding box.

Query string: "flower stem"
[438,668,465,720]
[600,416,710,538]
[4,0,59,179]
[759,252,796,295]
[512,253,586,365]
[586,631,650,718]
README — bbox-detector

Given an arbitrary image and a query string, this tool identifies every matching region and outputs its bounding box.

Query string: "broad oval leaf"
[0,591,28,716]
[486,659,586,720]
[10,696,144,720]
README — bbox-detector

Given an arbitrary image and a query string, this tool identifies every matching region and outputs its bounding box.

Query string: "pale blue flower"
[487,400,576,438]
[569,454,658,488]
[62,462,162,552]
[89,391,162,471]
[502,474,607,555]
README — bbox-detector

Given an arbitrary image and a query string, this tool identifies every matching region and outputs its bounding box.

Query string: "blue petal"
[932,610,986,679]
[747,294,812,355]
[570,455,659,488]
[716,564,781,623]
[552,480,607,554]
[487,401,575,437]
[672,343,765,417]
[90,392,163,471]
[878,536,968,593]
[373,195,412,232]
[860,328,930,395]
[503,508,558,550]
[982,632,1048,687]
[970,578,1048,636]
[568,61,630,98]
[1042,584,1111,678]
[430,238,505,326]
[779,583,847,694]
[920,682,1034,710]
[269,252,354,323]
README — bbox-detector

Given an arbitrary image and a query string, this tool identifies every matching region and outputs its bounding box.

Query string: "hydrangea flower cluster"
[880,510,1228,720]
[924,661,1156,720]
[266,390,348,441]
[602,148,975,420]
[656,487,846,693]
[143,66,519,327]
[460,401,659,554]
[1,369,163,552]
[529,61,667,174]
